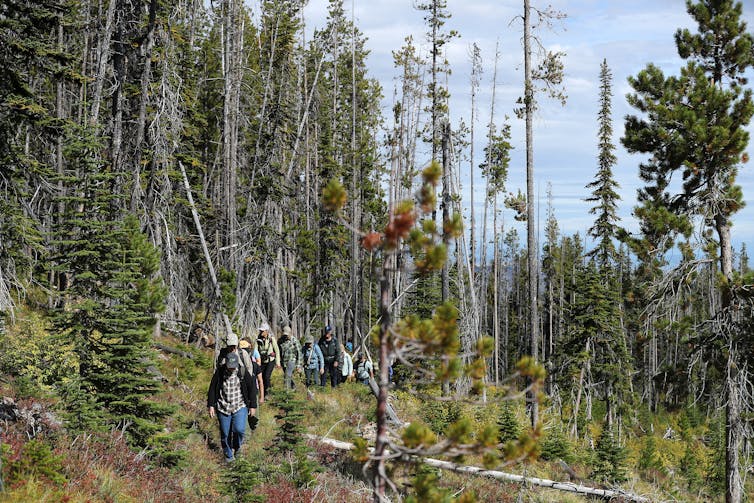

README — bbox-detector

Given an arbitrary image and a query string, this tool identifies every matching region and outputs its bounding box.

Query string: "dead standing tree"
[516,0,566,429]
[323,165,544,502]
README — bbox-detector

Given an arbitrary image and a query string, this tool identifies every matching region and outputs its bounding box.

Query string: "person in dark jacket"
[318,325,341,387]
[207,338,257,462]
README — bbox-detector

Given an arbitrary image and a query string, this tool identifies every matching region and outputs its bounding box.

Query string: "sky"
[297,0,754,258]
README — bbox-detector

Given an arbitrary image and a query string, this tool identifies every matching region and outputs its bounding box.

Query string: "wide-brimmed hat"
[239,339,251,349]
[225,333,239,347]
[282,326,292,336]
[258,322,270,332]
[304,336,314,344]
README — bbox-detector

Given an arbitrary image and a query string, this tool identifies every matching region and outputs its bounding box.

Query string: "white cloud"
[299,0,754,251]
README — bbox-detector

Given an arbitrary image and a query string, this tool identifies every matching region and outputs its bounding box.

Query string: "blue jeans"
[305,367,319,387]
[217,406,248,460]
[284,360,296,390]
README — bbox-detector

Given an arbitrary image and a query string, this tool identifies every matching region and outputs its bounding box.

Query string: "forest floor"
[0,323,746,502]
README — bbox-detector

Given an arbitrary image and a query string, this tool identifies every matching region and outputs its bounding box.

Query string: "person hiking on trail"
[318,325,341,388]
[302,336,324,387]
[354,352,373,385]
[278,326,302,390]
[239,338,264,429]
[254,322,280,394]
[339,343,353,385]
[207,335,256,462]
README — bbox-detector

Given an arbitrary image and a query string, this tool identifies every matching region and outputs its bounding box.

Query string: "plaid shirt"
[216,370,244,415]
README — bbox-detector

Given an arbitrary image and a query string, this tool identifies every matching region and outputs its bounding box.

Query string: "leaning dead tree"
[179,161,234,359]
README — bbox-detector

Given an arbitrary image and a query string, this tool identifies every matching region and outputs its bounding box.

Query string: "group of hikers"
[206,323,375,462]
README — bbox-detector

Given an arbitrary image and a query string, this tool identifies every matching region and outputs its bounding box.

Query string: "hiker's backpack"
[356,360,370,380]
[257,336,275,364]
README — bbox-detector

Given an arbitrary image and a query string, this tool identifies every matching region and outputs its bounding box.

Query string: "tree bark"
[716,214,743,503]
[523,0,539,429]
[373,254,392,502]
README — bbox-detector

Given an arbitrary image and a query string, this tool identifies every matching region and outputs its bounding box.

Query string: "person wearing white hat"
[254,322,280,394]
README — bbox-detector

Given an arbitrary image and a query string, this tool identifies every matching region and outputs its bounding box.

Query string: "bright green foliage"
[0,0,75,284]
[4,439,66,487]
[623,3,754,498]
[272,389,321,487]
[421,400,462,435]
[623,0,753,256]
[680,441,703,490]
[221,456,265,503]
[479,122,512,198]
[706,417,726,493]
[539,426,573,464]
[402,422,438,448]
[637,436,664,474]
[558,260,632,425]
[591,427,627,484]
[0,311,77,391]
[52,125,169,446]
[496,402,520,445]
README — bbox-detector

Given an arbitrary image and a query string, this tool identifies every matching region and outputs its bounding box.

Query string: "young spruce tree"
[53,123,170,447]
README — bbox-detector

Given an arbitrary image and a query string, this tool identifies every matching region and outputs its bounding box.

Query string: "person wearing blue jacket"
[302,336,324,387]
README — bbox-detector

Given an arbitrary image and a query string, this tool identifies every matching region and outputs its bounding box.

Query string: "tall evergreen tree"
[623,1,754,499]
[53,124,169,446]
[586,59,621,270]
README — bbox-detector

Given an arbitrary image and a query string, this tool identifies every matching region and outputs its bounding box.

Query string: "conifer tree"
[623,2,754,499]
[53,124,169,446]
[586,59,621,270]
[591,426,627,484]
[558,260,631,430]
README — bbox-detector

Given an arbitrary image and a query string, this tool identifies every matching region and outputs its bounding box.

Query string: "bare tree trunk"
[716,215,743,503]
[523,0,539,429]
[179,161,234,362]
[469,44,480,276]
[493,197,500,384]
[441,121,450,303]
[349,0,360,348]
[373,255,392,502]
[221,0,242,271]
[571,338,590,439]
[131,0,158,211]
[90,0,116,126]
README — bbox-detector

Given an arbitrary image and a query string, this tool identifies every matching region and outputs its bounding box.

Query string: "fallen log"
[153,343,194,359]
[306,435,652,502]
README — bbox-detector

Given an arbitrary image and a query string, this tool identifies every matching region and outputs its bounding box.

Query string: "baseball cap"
[225,352,240,369]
